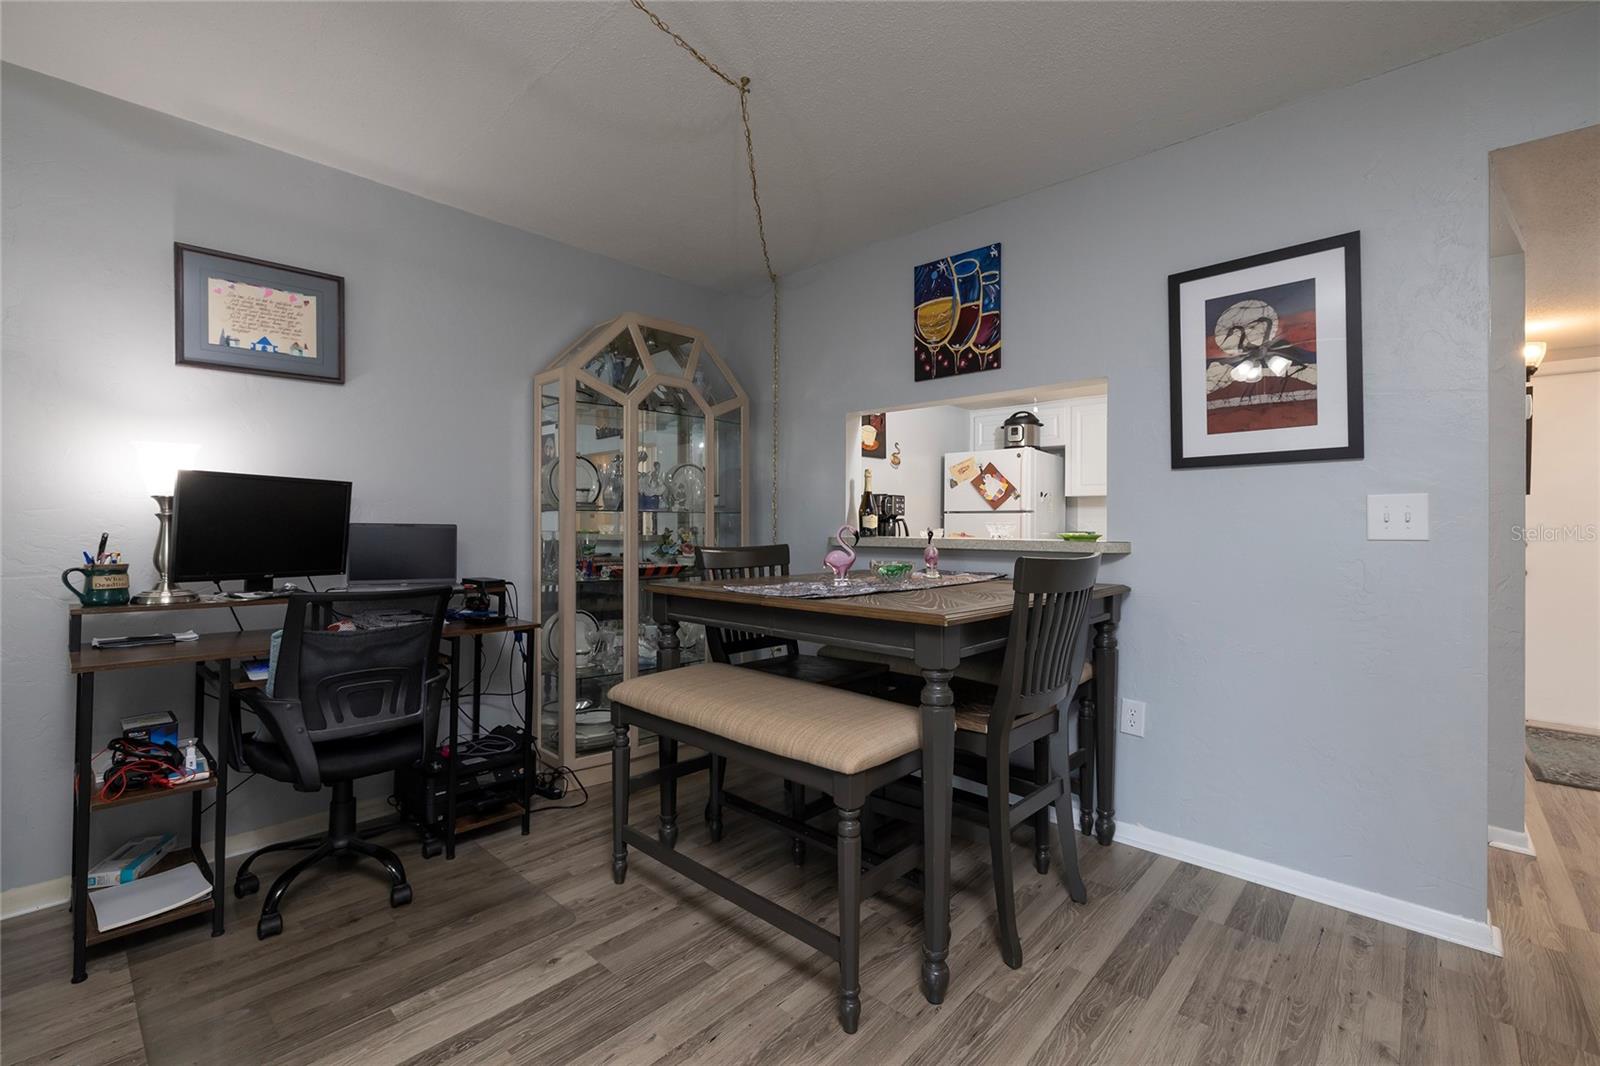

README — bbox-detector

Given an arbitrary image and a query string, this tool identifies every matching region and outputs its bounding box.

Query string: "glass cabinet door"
[637,382,708,682]
[537,378,562,757]
[714,407,743,547]
[569,371,628,759]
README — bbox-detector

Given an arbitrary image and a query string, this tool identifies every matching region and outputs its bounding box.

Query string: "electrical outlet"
[1120,698,1146,738]
[1367,493,1429,540]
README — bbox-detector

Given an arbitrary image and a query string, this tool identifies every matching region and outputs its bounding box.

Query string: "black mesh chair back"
[986,555,1100,747]
[274,586,451,746]
[695,545,799,664]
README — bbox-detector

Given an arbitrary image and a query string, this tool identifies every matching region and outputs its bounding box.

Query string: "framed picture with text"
[1168,232,1362,468]
[175,243,345,384]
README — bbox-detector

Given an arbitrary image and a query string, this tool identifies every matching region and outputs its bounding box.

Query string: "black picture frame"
[175,243,345,384]
[1168,231,1362,469]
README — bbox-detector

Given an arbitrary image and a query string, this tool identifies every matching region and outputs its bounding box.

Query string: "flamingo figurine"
[824,525,858,584]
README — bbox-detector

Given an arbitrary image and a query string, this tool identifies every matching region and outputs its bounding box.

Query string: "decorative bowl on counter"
[1055,531,1103,542]
[870,560,914,582]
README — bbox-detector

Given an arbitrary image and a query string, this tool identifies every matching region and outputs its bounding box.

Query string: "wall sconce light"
[131,441,200,605]
[1522,341,1547,495]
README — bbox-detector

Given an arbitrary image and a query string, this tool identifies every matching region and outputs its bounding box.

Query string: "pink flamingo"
[824,525,858,584]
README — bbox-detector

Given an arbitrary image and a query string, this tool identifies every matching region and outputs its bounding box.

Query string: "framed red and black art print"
[1168,232,1362,468]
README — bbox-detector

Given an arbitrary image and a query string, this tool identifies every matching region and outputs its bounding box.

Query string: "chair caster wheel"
[234,873,260,898]
[256,912,283,939]
[421,839,443,860]
[390,883,413,908]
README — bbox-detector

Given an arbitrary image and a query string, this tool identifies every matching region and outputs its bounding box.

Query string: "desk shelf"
[83,851,215,947]
[90,743,219,810]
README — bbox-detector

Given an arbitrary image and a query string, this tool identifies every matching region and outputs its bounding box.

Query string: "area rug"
[1525,726,1600,791]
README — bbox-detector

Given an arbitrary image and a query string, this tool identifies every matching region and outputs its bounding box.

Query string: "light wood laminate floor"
[3,765,1597,1065]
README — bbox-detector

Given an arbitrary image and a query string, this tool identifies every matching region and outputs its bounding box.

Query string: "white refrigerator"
[942,447,1066,539]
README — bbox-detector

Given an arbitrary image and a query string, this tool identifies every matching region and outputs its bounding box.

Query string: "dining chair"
[694,544,886,856]
[870,554,1100,968]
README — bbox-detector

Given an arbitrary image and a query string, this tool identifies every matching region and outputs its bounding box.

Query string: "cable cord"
[628,0,779,540]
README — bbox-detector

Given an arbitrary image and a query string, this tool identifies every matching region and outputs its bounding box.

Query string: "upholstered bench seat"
[816,645,1093,688]
[609,662,920,775]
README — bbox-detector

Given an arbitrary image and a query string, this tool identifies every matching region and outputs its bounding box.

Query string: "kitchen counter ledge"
[830,535,1130,556]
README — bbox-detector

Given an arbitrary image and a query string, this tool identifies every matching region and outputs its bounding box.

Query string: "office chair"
[228,587,450,939]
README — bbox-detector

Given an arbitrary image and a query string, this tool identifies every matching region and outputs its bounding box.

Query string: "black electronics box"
[459,577,508,621]
[395,725,526,828]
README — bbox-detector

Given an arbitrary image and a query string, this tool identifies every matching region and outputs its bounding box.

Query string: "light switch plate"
[1367,493,1429,540]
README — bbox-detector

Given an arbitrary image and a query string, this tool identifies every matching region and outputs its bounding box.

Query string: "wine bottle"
[858,469,877,537]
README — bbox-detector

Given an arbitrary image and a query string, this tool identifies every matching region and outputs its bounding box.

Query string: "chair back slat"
[695,545,797,663]
[987,555,1100,748]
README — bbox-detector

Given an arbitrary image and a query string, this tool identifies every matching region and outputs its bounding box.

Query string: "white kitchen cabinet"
[970,403,1066,449]
[1064,395,1108,496]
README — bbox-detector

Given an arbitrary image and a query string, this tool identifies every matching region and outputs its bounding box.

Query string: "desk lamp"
[131,441,200,605]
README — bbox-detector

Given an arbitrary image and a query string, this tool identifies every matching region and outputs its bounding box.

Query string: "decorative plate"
[543,609,600,664]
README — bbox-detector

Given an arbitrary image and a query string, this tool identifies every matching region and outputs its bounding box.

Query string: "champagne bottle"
[858,469,878,537]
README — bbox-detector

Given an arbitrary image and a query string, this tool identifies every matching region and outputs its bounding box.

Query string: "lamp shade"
[1522,341,1548,370]
[133,441,199,497]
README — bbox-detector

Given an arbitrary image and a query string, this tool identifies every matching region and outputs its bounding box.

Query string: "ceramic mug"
[62,563,131,607]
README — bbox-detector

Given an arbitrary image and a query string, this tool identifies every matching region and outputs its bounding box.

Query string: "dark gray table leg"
[658,619,680,671]
[446,636,460,859]
[918,666,955,1004]
[70,672,93,983]
[1092,618,1119,845]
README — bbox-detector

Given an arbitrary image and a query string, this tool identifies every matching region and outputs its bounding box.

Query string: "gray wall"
[1487,252,1527,836]
[0,65,727,893]
[727,9,1599,920]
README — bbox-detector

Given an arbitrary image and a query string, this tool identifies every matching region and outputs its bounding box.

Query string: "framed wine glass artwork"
[915,242,1000,381]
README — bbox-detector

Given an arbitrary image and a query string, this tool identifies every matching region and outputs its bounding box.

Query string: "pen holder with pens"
[62,563,131,607]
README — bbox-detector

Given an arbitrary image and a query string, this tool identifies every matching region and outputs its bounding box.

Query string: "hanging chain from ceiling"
[628,0,780,542]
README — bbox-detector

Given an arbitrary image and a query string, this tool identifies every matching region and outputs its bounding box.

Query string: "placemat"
[725,571,1001,600]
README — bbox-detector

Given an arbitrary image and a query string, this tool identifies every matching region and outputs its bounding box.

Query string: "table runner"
[723,571,1001,600]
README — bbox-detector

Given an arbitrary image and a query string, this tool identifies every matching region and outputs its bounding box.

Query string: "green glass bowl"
[1055,532,1103,542]
[870,560,913,581]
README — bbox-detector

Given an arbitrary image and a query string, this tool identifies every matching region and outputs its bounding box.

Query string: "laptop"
[343,523,458,590]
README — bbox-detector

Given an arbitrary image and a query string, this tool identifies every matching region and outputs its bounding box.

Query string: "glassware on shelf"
[600,455,625,511]
[666,463,706,513]
[640,460,663,510]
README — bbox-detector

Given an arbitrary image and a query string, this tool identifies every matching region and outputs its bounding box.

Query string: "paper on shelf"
[90,862,210,931]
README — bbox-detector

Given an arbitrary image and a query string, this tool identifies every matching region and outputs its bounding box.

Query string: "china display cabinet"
[535,314,748,774]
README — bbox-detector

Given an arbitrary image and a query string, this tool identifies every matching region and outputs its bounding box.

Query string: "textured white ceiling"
[1493,124,1600,354]
[1,1,1572,289]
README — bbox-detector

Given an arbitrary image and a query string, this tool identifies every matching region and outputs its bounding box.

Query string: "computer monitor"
[171,470,352,591]
[346,523,458,586]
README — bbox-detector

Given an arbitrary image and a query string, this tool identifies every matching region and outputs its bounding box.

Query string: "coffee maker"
[876,494,910,537]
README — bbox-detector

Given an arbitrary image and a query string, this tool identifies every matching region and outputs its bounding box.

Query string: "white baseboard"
[1108,820,1503,956]
[0,797,394,922]
[1487,825,1536,857]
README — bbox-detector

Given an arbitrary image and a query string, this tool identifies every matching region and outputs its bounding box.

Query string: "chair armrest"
[237,690,322,792]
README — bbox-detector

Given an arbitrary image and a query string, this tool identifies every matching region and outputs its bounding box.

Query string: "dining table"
[644,571,1129,1003]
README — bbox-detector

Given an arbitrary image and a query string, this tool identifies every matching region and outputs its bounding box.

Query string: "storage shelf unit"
[535,313,747,774]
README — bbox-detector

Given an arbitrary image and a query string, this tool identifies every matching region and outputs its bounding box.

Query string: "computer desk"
[65,597,538,983]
